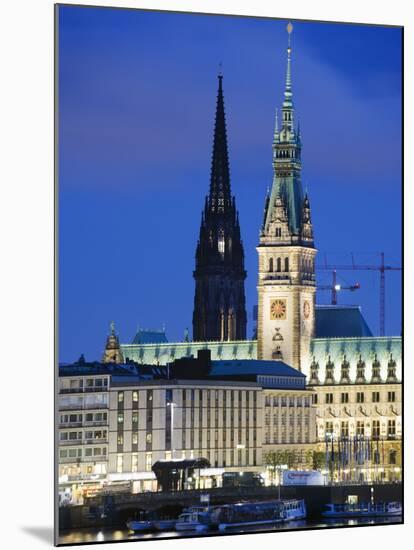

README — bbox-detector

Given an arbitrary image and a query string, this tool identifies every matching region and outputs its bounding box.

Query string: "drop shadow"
[21,526,54,545]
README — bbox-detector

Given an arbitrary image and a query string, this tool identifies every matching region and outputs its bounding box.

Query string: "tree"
[312,451,325,471]
[264,450,297,484]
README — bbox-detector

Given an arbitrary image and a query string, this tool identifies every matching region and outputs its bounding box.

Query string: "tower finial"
[110,320,115,335]
[285,22,293,101]
[218,61,223,79]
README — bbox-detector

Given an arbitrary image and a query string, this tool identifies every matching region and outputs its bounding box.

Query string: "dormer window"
[275,227,282,238]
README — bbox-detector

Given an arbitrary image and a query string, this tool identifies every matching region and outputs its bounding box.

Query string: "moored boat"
[153,519,177,531]
[212,499,306,531]
[322,501,402,518]
[175,510,214,532]
[126,519,154,532]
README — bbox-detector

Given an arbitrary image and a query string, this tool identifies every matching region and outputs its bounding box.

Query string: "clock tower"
[257,23,317,371]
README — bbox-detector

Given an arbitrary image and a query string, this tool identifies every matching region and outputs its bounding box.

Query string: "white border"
[0,1,411,549]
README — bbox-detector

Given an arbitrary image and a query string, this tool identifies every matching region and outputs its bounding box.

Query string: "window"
[146,433,152,444]
[116,454,123,473]
[372,391,380,403]
[269,258,274,272]
[325,393,333,404]
[284,257,289,272]
[341,421,349,437]
[356,392,365,403]
[341,393,349,404]
[275,228,281,238]
[118,392,124,404]
[132,433,138,445]
[132,391,139,403]
[325,421,333,435]
[145,452,152,472]
[117,412,124,424]
[389,450,397,465]
[388,391,396,403]
[312,394,318,404]
[132,412,138,424]
[356,421,365,436]
[388,420,396,438]
[218,231,225,257]
[117,435,123,446]
[276,258,281,272]
[132,453,138,473]
[372,420,380,440]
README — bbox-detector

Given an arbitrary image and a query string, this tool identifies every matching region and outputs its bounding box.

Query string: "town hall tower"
[257,23,317,370]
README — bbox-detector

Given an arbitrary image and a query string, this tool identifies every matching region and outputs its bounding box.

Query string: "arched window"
[268,258,273,272]
[275,227,281,238]
[284,257,289,272]
[276,258,281,272]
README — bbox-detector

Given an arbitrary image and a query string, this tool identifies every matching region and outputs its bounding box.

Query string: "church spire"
[193,74,247,342]
[208,74,232,214]
[102,321,124,364]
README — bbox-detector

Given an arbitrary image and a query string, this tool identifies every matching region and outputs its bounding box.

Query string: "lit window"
[117,454,123,473]
[218,231,225,257]
[145,452,152,472]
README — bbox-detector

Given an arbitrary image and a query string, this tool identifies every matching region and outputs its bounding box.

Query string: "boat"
[281,498,307,521]
[212,499,306,531]
[175,510,214,532]
[153,519,177,531]
[322,501,402,518]
[126,519,154,532]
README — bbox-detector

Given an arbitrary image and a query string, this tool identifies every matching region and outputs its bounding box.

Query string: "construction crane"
[318,252,402,336]
[318,270,360,305]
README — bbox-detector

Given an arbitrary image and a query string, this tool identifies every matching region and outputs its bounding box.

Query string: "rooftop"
[132,328,168,345]
[315,305,373,338]
[211,359,305,378]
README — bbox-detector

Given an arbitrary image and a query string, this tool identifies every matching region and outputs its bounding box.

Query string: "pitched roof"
[132,329,168,345]
[315,305,373,338]
[211,359,305,378]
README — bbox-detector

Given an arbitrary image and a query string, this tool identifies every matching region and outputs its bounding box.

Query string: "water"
[59,517,402,545]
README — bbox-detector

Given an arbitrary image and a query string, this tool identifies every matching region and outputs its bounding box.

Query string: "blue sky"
[58,5,402,362]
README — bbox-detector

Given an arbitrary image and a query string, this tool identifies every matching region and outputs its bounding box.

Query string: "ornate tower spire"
[193,74,247,342]
[256,22,317,371]
[102,321,124,364]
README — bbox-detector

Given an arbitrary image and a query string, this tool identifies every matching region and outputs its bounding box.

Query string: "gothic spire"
[193,74,247,342]
[209,74,232,214]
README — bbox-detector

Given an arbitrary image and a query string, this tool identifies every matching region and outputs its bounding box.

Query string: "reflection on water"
[59,517,402,545]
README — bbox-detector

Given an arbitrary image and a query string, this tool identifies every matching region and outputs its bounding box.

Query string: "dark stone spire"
[193,75,247,342]
[208,75,232,214]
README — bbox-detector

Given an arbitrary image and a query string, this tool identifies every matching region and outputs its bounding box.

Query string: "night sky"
[58,5,402,363]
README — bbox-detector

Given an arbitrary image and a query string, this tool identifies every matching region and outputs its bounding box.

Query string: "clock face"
[270,299,287,320]
[303,300,311,319]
